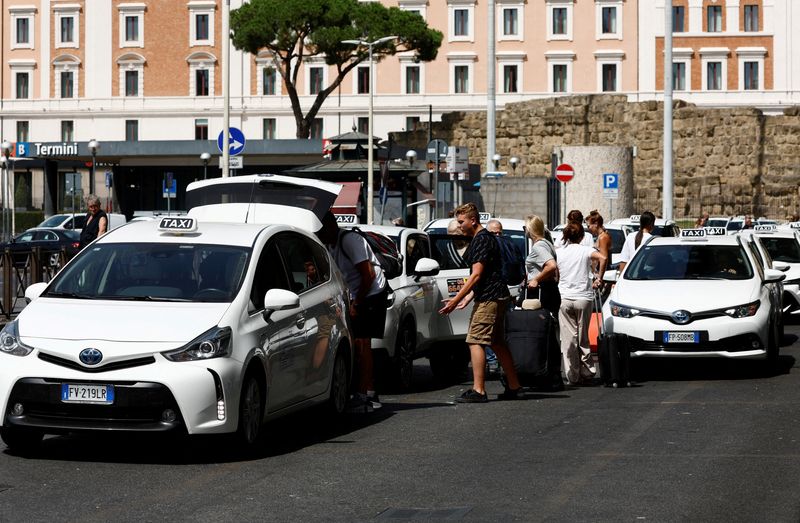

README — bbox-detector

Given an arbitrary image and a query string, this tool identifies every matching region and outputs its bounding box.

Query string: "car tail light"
[71,242,80,248]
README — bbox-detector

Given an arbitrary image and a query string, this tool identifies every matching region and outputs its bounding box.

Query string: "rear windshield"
[623,224,677,237]
[608,229,626,254]
[760,237,800,263]
[706,219,728,228]
[45,243,249,302]
[727,221,743,231]
[625,244,753,281]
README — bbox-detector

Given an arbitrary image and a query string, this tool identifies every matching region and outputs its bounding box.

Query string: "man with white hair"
[79,195,108,248]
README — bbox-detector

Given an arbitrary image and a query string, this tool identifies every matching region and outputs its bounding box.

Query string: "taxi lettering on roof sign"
[754,224,777,232]
[479,212,491,223]
[790,222,800,229]
[158,216,197,232]
[705,227,727,236]
[680,228,706,238]
[629,215,641,223]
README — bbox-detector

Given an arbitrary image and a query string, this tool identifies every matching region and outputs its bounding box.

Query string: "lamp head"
[1,140,11,156]
[509,156,519,169]
[88,139,99,153]
[200,152,211,162]
[491,153,501,169]
[405,149,417,166]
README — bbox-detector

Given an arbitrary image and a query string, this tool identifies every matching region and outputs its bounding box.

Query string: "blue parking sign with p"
[603,173,619,190]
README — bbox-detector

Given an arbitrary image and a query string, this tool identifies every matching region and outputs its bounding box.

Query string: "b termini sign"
[14,142,79,157]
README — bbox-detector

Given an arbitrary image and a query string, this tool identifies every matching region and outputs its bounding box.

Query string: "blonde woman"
[524,215,560,316]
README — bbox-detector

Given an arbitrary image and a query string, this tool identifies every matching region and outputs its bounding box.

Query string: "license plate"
[447,277,467,297]
[61,383,115,405]
[663,332,700,344]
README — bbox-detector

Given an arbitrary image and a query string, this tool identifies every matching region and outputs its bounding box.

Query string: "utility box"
[446,146,468,174]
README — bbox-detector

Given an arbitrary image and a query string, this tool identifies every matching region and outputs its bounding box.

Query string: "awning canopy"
[331,181,361,215]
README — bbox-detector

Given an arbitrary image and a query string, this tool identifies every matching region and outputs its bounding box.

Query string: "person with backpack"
[439,203,523,402]
[486,219,525,286]
[618,211,655,273]
[317,211,388,412]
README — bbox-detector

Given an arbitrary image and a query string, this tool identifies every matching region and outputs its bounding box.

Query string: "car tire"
[391,322,416,393]
[429,343,469,384]
[236,372,264,448]
[326,350,349,416]
[0,426,43,454]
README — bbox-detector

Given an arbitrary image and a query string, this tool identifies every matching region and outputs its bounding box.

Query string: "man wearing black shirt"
[439,203,522,402]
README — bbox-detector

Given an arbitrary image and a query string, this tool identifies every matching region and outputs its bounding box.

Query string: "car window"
[743,240,764,279]
[38,231,58,241]
[275,232,318,294]
[405,234,430,274]
[625,244,753,280]
[307,238,331,286]
[706,219,728,228]
[607,229,626,254]
[727,221,743,232]
[761,237,800,263]
[16,232,35,243]
[428,234,471,270]
[46,243,249,302]
[250,241,292,311]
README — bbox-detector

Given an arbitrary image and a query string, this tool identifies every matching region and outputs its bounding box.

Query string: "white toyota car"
[739,224,800,319]
[0,175,353,453]
[603,228,784,363]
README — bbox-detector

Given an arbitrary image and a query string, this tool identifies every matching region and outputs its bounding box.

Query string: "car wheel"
[0,426,43,454]
[429,343,469,384]
[391,322,416,393]
[236,372,264,448]
[326,350,349,415]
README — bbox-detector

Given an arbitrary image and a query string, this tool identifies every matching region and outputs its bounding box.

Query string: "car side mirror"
[602,269,618,283]
[414,257,440,277]
[25,282,48,304]
[262,288,301,322]
[772,261,790,272]
[763,269,786,284]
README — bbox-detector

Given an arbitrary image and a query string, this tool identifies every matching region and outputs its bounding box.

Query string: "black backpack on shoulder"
[495,234,525,286]
[342,228,404,280]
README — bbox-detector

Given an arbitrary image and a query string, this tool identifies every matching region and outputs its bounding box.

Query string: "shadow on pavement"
[631,355,795,383]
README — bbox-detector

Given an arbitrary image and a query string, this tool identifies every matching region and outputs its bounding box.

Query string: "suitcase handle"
[593,289,605,336]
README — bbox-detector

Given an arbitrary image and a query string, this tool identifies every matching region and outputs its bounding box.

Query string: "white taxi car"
[340,224,440,391]
[603,227,784,363]
[739,224,800,318]
[0,175,353,453]
[607,215,681,238]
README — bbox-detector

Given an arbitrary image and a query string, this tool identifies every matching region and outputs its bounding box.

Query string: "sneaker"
[455,389,489,403]
[345,394,374,413]
[497,387,523,401]
[366,391,382,410]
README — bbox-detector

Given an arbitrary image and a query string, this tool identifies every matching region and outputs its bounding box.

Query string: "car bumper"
[608,312,770,360]
[0,352,243,435]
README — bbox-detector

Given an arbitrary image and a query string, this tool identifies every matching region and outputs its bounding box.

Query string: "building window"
[61,121,75,142]
[547,1,573,40]
[196,69,210,96]
[406,116,421,131]
[601,7,617,34]
[707,6,722,32]
[310,118,323,140]
[553,8,567,34]
[357,66,370,94]
[309,66,324,95]
[61,17,75,44]
[189,4,215,46]
[16,17,30,45]
[196,14,209,41]
[61,71,75,98]
[16,73,30,99]
[16,121,29,143]
[744,5,759,32]
[706,62,722,90]
[454,65,469,94]
[195,119,209,140]
[405,65,420,94]
[11,8,35,50]
[357,117,369,135]
[673,62,686,90]
[553,64,568,93]
[503,65,518,93]
[454,9,469,36]
[119,5,145,48]
[743,62,759,90]
[125,16,139,42]
[55,5,80,48]
[262,67,276,95]
[503,8,518,36]
[673,6,685,32]
[601,63,617,92]
[125,120,139,141]
[125,70,139,96]
[263,118,276,139]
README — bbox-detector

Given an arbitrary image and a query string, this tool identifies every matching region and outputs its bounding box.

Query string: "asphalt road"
[2,324,800,522]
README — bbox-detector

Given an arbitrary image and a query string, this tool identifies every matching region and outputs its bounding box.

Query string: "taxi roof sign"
[680,228,706,238]
[158,216,197,233]
[754,224,777,232]
[479,212,491,223]
[629,215,640,223]
[789,222,800,229]
[704,226,726,236]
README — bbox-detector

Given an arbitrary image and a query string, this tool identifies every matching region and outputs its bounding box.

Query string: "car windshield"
[706,219,728,228]
[625,244,753,280]
[44,243,250,302]
[760,237,800,263]
[608,229,626,253]
[727,221,743,231]
[621,224,676,237]
[428,234,472,270]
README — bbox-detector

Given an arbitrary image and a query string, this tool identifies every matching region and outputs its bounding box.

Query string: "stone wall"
[394,96,800,220]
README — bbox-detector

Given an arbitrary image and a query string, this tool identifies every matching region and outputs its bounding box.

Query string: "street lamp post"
[200,152,211,180]
[342,35,398,225]
[88,139,99,196]
[1,141,12,241]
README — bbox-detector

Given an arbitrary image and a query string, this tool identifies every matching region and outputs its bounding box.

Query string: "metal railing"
[1,247,71,319]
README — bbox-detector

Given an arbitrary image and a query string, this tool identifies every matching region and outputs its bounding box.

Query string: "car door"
[244,239,306,413]
[404,232,437,344]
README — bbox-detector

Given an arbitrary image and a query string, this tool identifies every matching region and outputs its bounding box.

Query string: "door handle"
[296,316,306,328]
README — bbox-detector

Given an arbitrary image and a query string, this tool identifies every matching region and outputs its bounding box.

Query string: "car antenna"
[243,177,258,223]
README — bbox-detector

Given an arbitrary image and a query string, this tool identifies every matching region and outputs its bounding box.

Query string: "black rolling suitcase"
[505,288,563,391]
[595,291,632,388]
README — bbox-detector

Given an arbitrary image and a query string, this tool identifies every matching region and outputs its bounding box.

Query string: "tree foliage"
[230,0,443,138]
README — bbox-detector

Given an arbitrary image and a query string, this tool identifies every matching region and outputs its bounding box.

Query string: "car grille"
[38,352,156,373]
[4,378,183,432]
[629,333,762,353]
[637,310,727,324]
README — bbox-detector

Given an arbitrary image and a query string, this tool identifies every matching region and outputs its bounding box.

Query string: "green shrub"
[14,211,45,232]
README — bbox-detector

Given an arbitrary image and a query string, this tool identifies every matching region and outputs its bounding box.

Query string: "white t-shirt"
[556,243,595,300]
[619,231,652,265]
[556,233,594,249]
[330,230,386,300]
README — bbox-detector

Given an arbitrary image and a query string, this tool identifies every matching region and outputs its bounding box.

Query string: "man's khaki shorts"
[466,299,508,346]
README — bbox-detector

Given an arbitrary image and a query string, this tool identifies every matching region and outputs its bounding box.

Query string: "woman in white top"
[618,211,655,273]
[556,221,607,385]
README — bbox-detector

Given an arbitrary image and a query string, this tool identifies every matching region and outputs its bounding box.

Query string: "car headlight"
[163,326,232,362]
[609,301,641,318]
[724,301,760,318]
[0,320,34,357]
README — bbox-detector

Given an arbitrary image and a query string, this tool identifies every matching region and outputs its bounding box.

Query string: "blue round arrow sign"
[217,127,246,156]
